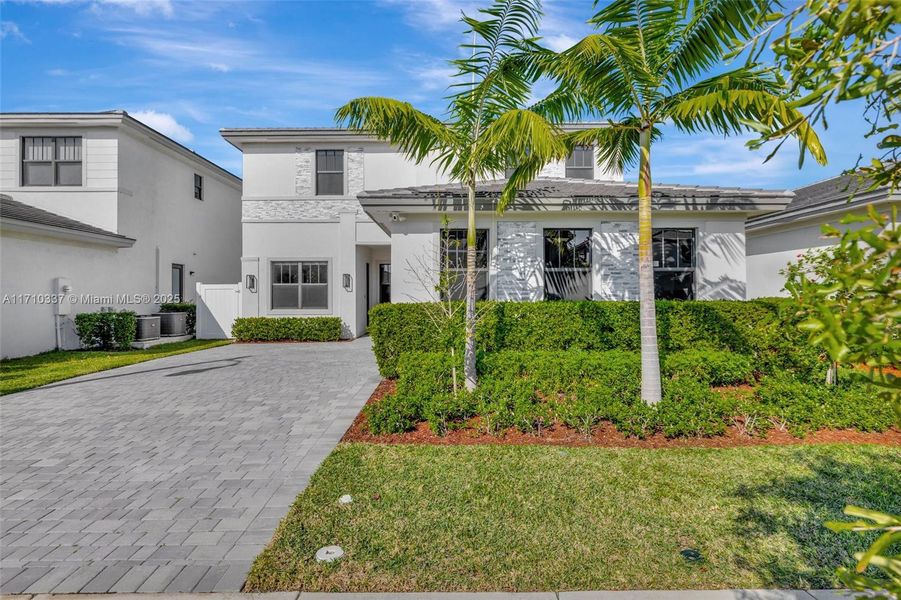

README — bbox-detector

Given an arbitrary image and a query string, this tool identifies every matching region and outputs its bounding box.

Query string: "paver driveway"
[0,338,380,594]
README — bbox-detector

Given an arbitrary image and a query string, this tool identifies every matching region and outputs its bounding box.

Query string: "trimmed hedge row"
[369,299,816,378]
[231,317,342,342]
[74,311,137,350]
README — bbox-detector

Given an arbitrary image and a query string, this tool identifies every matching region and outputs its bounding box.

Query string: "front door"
[365,262,370,327]
[379,264,391,304]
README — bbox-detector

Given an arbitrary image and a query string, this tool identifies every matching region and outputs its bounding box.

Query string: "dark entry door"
[379,264,391,304]
[365,262,370,326]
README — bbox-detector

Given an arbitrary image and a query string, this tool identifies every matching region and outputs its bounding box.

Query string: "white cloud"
[129,110,194,143]
[47,68,70,76]
[1,21,30,43]
[377,0,478,31]
[93,0,173,17]
[543,33,577,52]
[411,65,456,91]
[652,135,793,185]
[208,63,231,73]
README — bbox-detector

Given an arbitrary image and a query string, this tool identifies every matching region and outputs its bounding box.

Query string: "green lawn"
[0,339,232,395]
[248,443,900,592]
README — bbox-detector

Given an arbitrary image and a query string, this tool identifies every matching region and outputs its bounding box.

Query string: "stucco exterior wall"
[746,221,837,298]
[0,121,241,358]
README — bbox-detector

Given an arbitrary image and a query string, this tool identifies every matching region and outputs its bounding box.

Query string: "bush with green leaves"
[657,379,731,438]
[370,299,815,379]
[396,352,458,399]
[158,302,196,334]
[231,317,342,342]
[555,387,619,437]
[663,350,755,386]
[422,391,476,436]
[364,393,420,435]
[74,311,137,350]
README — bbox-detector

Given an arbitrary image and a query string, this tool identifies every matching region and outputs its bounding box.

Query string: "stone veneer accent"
[242,200,365,221]
[596,222,639,300]
[495,221,543,301]
[294,146,365,198]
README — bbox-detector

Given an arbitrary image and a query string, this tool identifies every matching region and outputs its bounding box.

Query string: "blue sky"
[0,0,881,188]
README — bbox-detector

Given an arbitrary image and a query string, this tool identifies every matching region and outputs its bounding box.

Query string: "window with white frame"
[194,173,203,200]
[441,228,489,301]
[271,261,329,310]
[316,150,344,195]
[653,228,695,300]
[565,145,593,179]
[22,137,82,186]
[544,228,592,300]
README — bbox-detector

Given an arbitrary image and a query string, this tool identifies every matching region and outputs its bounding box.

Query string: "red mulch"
[341,379,901,449]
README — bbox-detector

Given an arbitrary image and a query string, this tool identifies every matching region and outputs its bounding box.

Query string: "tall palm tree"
[337,0,568,391]
[543,0,827,404]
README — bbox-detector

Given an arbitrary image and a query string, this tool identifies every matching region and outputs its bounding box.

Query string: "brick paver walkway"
[0,338,380,594]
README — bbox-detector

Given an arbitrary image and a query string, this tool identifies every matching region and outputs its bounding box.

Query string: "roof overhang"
[358,178,794,228]
[219,122,613,151]
[1,217,136,248]
[746,188,898,232]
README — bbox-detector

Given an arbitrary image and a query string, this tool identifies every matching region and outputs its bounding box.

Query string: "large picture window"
[271,261,329,310]
[565,145,593,179]
[22,137,82,186]
[316,150,344,195]
[544,228,592,300]
[441,228,489,301]
[653,228,695,300]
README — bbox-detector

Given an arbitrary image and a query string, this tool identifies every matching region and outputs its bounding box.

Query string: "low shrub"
[396,352,459,399]
[365,393,420,434]
[473,379,537,435]
[423,391,477,436]
[231,317,342,342]
[74,311,137,350]
[159,302,196,334]
[555,387,618,437]
[481,350,641,400]
[657,379,731,438]
[663,350,755,386]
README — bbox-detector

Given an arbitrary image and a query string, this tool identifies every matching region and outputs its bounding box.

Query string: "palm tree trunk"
[463,179,478,391]
[637,126,661,404]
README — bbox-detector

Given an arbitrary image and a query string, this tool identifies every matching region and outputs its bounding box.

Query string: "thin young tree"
[336,0,568,390]
[542,0,828,404]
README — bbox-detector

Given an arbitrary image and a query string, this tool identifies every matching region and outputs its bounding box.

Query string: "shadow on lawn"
[729,449,900,589]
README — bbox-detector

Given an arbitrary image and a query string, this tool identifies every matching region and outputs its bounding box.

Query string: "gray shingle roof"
[358,177,792,210]
[0,195,135,244]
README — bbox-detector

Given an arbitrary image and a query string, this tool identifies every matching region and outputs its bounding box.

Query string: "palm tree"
[543,0,827,404]
[337,0,568,391]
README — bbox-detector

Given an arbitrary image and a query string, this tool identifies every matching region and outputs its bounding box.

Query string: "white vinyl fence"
[195,282,241,339]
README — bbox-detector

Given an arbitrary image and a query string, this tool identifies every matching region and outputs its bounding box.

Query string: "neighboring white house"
[0,111,242,358]
[746,174,898,298]
[222,125,794,339]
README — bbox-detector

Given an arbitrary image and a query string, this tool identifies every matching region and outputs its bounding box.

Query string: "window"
[441,229,489,301]
[653,228,695,300]
[565,145,593,179]
[544,228,592,300]
[271,261,329,310]
[22,137,82,186]
[171,264,184,302]
[194,174,203,200]
[316,150,344,195]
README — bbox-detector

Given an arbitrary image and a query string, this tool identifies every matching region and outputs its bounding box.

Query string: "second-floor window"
[194,174,203,200]
[565,145,594,179]
[22,136,82,186]
[316,149,344,195]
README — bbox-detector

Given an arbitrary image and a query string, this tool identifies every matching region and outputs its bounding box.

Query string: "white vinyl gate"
[195,282,241,339]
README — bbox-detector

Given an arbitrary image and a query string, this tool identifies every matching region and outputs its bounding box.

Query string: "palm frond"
[660,0,770,89]
[335,97,458,168]
[590,0,681,78]
[662,68,827,165]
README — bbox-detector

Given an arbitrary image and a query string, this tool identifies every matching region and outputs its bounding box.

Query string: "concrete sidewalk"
[0,589,856,600]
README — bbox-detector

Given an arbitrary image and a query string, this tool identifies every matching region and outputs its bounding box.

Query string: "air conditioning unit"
[154,312,187,337]
[135,316,161,341]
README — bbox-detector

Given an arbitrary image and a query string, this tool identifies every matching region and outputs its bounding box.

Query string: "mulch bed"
[342,379,901,449]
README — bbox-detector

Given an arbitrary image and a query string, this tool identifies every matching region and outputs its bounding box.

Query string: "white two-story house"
[222,124,794,339]
[0,111,242,358]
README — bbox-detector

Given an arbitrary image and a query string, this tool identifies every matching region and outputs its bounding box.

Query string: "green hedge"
[159,302,196,334]
[662,350,755,386]
[74,311,137,350]
[369,299,815,378]
[231,317,342,342]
